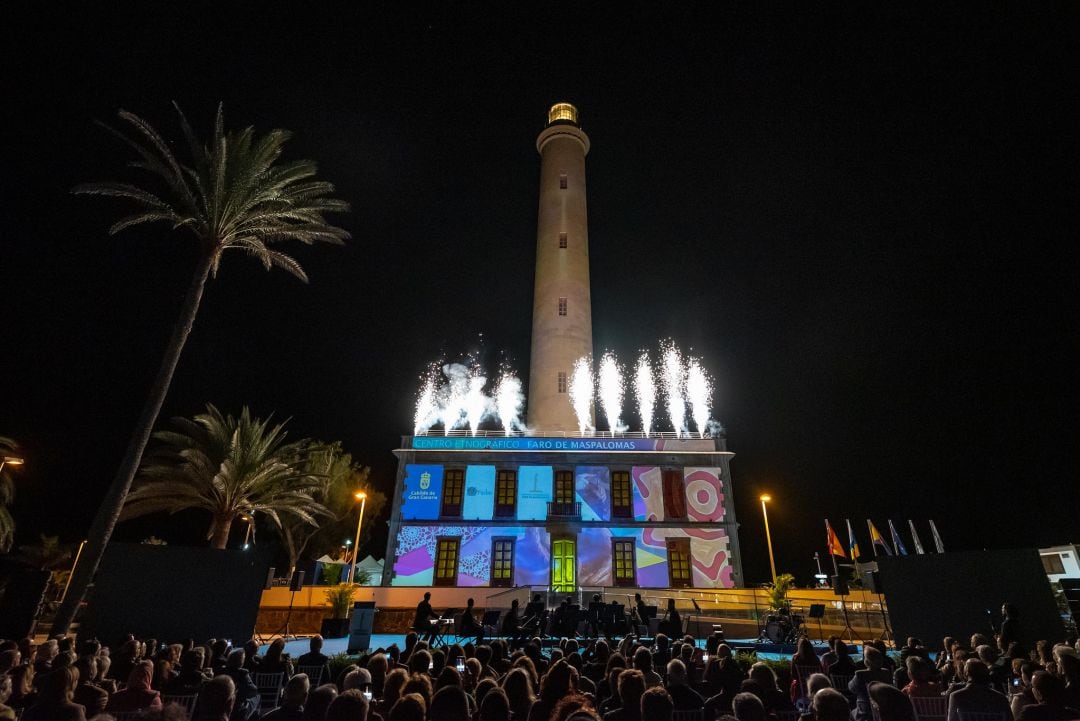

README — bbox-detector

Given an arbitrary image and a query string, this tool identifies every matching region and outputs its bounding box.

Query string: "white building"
[1039,544,1080,583]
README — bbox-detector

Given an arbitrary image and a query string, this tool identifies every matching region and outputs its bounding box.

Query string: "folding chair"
[297,664,327,686]
[254,671,285,709]
[162,693,198,715]
[793,664,823,704]
[910,695,948,721]
[672,710,704,721]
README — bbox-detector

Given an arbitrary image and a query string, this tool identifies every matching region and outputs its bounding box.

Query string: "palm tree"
[53,104,349,634]
[122,404,331,549]
[1,436,20,552]
[278,444,384,573]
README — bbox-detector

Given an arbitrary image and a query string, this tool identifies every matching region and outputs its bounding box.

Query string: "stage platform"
[262,635,844,661]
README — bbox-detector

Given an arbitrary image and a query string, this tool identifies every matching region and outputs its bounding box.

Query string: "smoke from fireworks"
[569,356,595,434]
[634,353,656,435]
[661,342,687,436]
[597,352,626,433]
[413,367,439,435]
[464,368,489,436]
[413,360,523,435]
[685,358,713,438]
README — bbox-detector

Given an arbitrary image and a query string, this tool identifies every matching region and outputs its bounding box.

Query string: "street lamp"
[240,513,254,549]
[759,494,777,584]
[346,491,367,585]
[0,456,25,474]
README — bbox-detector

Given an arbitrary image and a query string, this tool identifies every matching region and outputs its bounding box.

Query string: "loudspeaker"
[347,601,377,654]
[289,570,306,591]
[861,571,883,593]
[264,567,276,590]
[832,575,849,595]
[808,603,826,619]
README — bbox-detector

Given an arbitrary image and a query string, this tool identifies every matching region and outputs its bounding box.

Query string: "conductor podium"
[347,601,377,654]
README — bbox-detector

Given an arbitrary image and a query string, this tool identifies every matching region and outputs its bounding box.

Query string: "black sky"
[3,3,1078,584]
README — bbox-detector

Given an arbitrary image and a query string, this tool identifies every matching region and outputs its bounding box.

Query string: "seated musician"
[413,591,438,643]
[551,597,572,636]
[502,599,525,647]
[605,599,627,637]
[459,597,484,643]
[658,598,682,638]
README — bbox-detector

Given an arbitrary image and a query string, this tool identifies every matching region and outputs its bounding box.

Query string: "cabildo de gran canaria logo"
[420,471,431,490]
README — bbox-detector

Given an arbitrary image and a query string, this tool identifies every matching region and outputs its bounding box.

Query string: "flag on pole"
[867,520,893,556]
[846,519,862,561]
[908,520,926,555]
[929,520,945,553]
[826,520,846,557]
[888,520,908,555]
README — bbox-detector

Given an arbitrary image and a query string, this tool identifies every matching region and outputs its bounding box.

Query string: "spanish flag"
[846,519,861,561]
[867,520,893,556]
[825,520,846,558]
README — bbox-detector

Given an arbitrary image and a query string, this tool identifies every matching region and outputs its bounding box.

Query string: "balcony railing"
[547,501,581,519]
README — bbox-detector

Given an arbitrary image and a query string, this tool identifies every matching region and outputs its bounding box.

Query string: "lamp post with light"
[0,456,25,474]
[346,491,367,585]
[760,494,777,584]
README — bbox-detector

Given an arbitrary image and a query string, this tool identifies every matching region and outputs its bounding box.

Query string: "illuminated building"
[380,105,744,594]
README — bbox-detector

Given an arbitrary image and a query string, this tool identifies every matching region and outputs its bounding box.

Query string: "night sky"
[4,4,1078,585]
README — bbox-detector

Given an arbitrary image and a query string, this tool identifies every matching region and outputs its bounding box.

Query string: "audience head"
[811,688,850,721]
[389,692,427,721]
[868,682,916,721]
[733,691,766,721]
[964,658,989,684]
[304,684,339,721]
[402,672,434,708]
[748,662,778,691]
[641,686,673,721]
[327,688,371,721]
[429,684,471,721]
[666,658,687,685]
[226,647,246,670]
[480,686,511,721]
[617,668,646,711]
[863,646,883,671]
[198,675,237,719]
[807,673,831,698]
[283,672,311,708]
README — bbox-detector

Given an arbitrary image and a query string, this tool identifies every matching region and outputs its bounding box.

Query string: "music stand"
[808,604,826,642]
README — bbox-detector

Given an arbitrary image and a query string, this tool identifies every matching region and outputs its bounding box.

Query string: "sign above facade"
[411,436,719,453]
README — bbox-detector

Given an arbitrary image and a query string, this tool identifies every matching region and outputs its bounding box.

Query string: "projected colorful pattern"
[391,525,551,587]
[462,465,495,519]
[575,466,610,521]
[391,525,734,588]
[401,464,443,519]
[632,466,664,521]
[517,466,553,520]
[684,467,725,522]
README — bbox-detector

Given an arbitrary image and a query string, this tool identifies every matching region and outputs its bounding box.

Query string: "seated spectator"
[733,692,766,721]
[1016,671,1080,721]
[21,666,86,721]
[389,692,427,721]
[72,655,109,717]
[503,666,537,720]
[262,672,310,721]
[195,675,237,721]
[850,647,893,721]
[0,674,15,721]
[747,662,793,712]
[1011,663,1039,719]
[530,660,579,721]
[243,639,262,673]
[946,660,1011,721]
[328,688,372,721]
[868,682,916,721]
[819,638,841,674]
[606,669,646,721]
[977,644,1010,694]
[106,659,163,715]
[210,639,230,675]
[168,648,211,693]
[261,638,295,678]
[827,644,856,679]
[304,684,340,721]
[902,657,942,698]
[664,659,704,710]
[8,662,35,709]
[810,688,849,721]
[221,648,260,721]
[481,686,512,721]
[641,687,674,721]
[633,648,662,689]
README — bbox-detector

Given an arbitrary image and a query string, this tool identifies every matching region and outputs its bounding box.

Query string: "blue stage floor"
[262,635,823,662]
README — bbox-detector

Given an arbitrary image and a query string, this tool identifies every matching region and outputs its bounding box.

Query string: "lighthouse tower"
[526,103,594,433]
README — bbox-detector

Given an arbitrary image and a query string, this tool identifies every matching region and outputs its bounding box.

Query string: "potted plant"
[321,583,360,638]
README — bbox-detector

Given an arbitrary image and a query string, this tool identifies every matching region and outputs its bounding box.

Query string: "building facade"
[380,435,743,590]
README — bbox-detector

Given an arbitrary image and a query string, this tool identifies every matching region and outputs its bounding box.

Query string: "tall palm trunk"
[52,250,217,635]
[209,514,234,550]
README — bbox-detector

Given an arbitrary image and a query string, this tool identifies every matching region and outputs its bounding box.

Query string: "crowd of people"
[1,619,1078,721]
